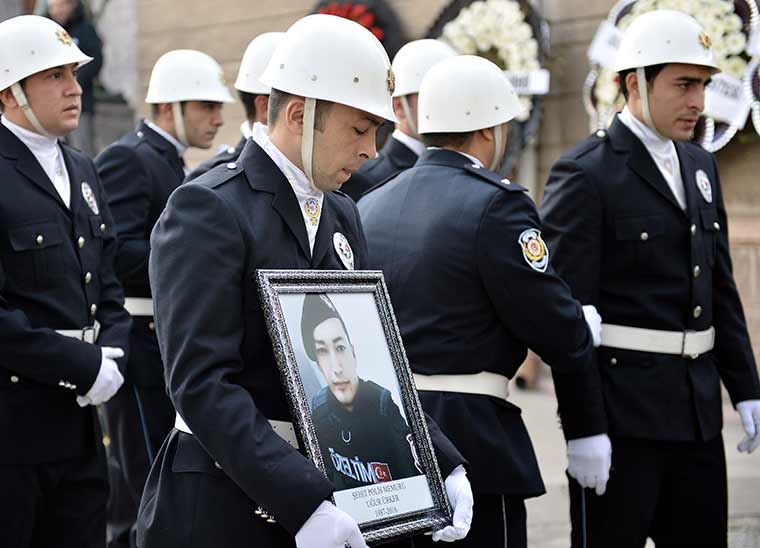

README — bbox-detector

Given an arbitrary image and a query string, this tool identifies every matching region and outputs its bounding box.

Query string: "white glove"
[582,305,602,347]
[295,500,367,548]
[737,400,760,454]
[432,465,474,542]
[76,347,125,407]
[567,434,611,496]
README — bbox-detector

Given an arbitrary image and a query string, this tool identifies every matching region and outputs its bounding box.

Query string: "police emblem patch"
[333,232,354,270]
[518,228,549,273]
[304,197,320,226]
[695,169,712,203]
[81,182,99,215]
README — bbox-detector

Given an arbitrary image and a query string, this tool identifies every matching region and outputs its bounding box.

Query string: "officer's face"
[5,64,82,137]
[311,103,383,192]
[639,63,713,141]
[182,101,224,149]
[313,318,359,410]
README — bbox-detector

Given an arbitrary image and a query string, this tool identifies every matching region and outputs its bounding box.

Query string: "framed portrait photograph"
[256,270,451,544]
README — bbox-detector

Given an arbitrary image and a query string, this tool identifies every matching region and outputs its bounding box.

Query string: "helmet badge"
[698,31,712,50]
[56,29,73,46]
[387,67,395,95]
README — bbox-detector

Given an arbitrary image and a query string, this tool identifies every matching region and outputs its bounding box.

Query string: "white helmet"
[260,14,395,184]
[0,15,92,136]
[145,49,233,146]
[145,49,234,104]
[614,10,719,138]
[234,32,285,95]
[614,10,719,73]
[392,39,458,98]
[418,55,523,171]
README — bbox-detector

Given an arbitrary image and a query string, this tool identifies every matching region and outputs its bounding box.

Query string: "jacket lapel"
[0,123,69,210]
[311,197,336,268]
[608,117,686,216]
[60,144,84,217]
[139,121,185,179]
[385,136,419,171]
[676,142,702,217]
[240,140,311,260]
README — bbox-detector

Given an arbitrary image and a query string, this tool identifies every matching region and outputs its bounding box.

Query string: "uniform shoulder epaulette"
[463,164,527,193]
[192,158,243,189]
[564,130,608,160]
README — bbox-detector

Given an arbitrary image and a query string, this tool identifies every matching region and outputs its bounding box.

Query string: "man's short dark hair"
[268,88,332,131]
[618,64,666,101]
[150,101,186,119]
[421,131,475,149]
[238,90,258,122]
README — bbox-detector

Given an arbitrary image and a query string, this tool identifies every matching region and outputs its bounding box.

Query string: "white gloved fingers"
[101,346,125,360]
[343,523,368,548]
[431,525,468,542]
[581,305,602,347]
[737,434,760,454]
[76,395,91,407]
[738,405,757,439]
[594,475,608,496]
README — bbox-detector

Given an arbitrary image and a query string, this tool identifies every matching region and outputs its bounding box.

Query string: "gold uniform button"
[10,375,19,383]
[36,234,44,245]
[693,265,701,278]
[100,223,107,233]
[227,146,236,154]
[693,305,702,319]
[713,222,720,231]
[90,304,98,316]
[226,162,237,169]
[78,236,85,248]
[596,129,607,138]
[690,224,697,236]
[148,321,155,331]
[640,232,649,241]
[85,272,92,284]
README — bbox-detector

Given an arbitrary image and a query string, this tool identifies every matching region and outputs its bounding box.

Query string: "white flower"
[724,31,747,55]
[515,97,532,122]
[724,13,743,32]
[514,22,533,41]
[722,56,747,79]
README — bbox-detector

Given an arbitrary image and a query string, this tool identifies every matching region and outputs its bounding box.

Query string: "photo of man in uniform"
[300,293,422,491]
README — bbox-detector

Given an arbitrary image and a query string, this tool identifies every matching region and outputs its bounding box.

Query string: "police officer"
[301,293,421,491]
[359,55,603,548]
[540,10,760,548]
[137,14,472,548]
[94,48,232,548]
[186,32,284,182]
[351,39,457,200]
[0,15,131,548]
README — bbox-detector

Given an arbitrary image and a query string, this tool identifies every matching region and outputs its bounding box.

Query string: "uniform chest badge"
[333,232,354,270]
[518,228,549,273]
[304,197,320,226]
[81,182,99,215]
[695,169,712,203]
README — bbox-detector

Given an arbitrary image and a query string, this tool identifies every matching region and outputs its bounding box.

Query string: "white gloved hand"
[76,347,125,407]
[567,434,612,496]
[295,500,367,548]
[582,305,602,347]
[737,400,760,454]
[432,465,474,542]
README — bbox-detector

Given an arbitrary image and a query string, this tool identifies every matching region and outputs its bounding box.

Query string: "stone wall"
[135,0,760,366]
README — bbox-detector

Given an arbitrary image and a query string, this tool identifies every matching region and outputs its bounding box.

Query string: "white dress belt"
[413,371,510,402]
[124,297,154,317]
[56,320,100,344]
[601,323,715,358]
[174,413,299,449]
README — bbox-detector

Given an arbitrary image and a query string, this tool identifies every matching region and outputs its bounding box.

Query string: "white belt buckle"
[82,325,97,344]
[681,330,699,359]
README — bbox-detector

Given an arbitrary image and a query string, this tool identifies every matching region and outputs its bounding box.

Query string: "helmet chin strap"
[399,95,419,139]
[489,123,504,172]
[636,67,666,140]
[11,83,55,138]
[301,97,316,187]
[171,102,190,146]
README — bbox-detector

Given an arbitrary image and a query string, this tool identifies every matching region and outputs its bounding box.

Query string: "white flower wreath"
[592,0,756,130]
[439,0,542,122]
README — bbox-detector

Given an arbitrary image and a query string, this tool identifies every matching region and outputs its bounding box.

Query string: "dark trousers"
[569,435,727,548]
[0,452,109,548]
[103,380,174,548]
[411,494,527,548]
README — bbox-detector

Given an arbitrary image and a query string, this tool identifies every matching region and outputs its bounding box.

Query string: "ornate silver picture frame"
[256,269,451,544]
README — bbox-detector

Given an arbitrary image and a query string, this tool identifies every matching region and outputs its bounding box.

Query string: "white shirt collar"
[2,115,58,151]
[251,122,324,254]
[144,119,187,159]
[241,120,254,139]
[427,146,484,168]
[392,129,426,157]
[618,107,672,154]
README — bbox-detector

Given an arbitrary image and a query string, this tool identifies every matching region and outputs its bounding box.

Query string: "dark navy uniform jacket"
[95,120,184,386]
[0,122,130,464]
[540,117,760,442]
[313,379,420,491]
[359,148,594,498]
[352,135,417,198]
[184,136,246,183]
[137,139,463,546]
